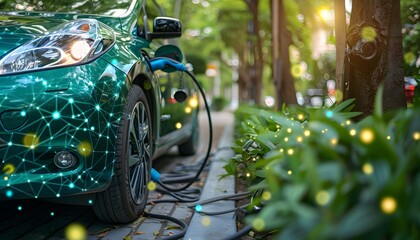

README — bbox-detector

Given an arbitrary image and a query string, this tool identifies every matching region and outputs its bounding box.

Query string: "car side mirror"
[148,17,182,40]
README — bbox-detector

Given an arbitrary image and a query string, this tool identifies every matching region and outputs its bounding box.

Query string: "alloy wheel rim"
[128,101,150,205]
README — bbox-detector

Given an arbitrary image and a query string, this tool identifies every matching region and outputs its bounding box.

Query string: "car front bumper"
[0,59,128,199]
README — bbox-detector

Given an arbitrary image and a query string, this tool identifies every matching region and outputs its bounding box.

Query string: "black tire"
[178,112,199,156]
[93,85,152,223]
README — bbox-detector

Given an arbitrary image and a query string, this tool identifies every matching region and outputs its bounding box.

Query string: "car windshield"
[0,0,134,17]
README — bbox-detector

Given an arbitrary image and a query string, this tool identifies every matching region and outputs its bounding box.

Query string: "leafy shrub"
[227,93,420,239]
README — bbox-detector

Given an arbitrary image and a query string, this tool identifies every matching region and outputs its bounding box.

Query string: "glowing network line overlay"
[0,58,129,202]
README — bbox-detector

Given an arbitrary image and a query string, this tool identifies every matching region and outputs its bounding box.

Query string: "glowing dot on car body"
[52,111,60,119]
[5,189,14,197]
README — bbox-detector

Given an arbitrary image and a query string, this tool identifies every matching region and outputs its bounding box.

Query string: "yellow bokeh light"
[201,216,211,227]
[279,148,284,153]
[297,136,303,143]
[413,132,420,141]
[147,181,157,191]
[386,135,391,140]
[362,163,374,175]
[287,170,292,175]
[175,122,182,129]
[319,8,334,22]
[246,172,251,177]
[284,137,289,142]
[361,26,377,42]
[65,222,87,240]
[304,130,310,137]
[188,96,199,108]
[287,128,292,133]
[262,191,271,201]
[77,141,92,157]
[4,176,8,181]
[346,120,351,125]
[23,133,39,149]
[316,191,330,206]
[350,129,357,136]
[185,107,192,114]
[287,149,294,155]
[330,138,338,145]
[297,114,304,120]
[404,52,416,65]
[360,128,375,144]
[380,196,397,214]
[252,218,265,231]
[291,64,304,78]
[2,163,15,175]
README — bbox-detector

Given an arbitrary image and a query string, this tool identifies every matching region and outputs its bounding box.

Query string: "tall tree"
[245,0,264,105]
[271,0,298,107]
[344,0,406,118]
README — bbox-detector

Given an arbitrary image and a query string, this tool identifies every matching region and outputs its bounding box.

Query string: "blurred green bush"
[226,89,420,239]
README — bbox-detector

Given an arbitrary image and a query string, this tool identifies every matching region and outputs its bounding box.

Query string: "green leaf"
[332,98,356,113]
[334,205,384,239]
[374,85,384,117]
[284,184,306,202]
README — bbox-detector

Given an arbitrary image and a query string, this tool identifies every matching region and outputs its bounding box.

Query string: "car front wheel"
[94,85,152,223]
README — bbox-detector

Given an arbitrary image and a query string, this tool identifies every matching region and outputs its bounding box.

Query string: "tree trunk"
[344,0,406,118]
[272,0,297,108]
[246,0,263,105]
[334,0,346,101]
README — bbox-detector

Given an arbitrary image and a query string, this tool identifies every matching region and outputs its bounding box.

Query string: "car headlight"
[0,19,115,75]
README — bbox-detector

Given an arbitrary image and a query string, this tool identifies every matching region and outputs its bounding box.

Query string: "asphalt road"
[0,110,233,240]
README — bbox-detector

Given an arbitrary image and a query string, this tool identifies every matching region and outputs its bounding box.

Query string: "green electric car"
[0,0,199,223]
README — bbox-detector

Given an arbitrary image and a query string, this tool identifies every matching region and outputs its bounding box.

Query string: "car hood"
[0,12,120,58]
[0,14,68,57]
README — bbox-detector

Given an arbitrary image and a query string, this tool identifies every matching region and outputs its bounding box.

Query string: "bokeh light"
[362,163,374,175]
[147,181,157,191]
[65,222,87,240]
[262,191,271,201]
[77,141,92,157]
[413,132,420,141]
[316,191,330,206]
[360,128,374,144]
[23,133,40,149]
[361,26,377,42]
[201,216,211,227]
[2,163,15,175]
[252,218,265,231]
[380,196,397,214]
